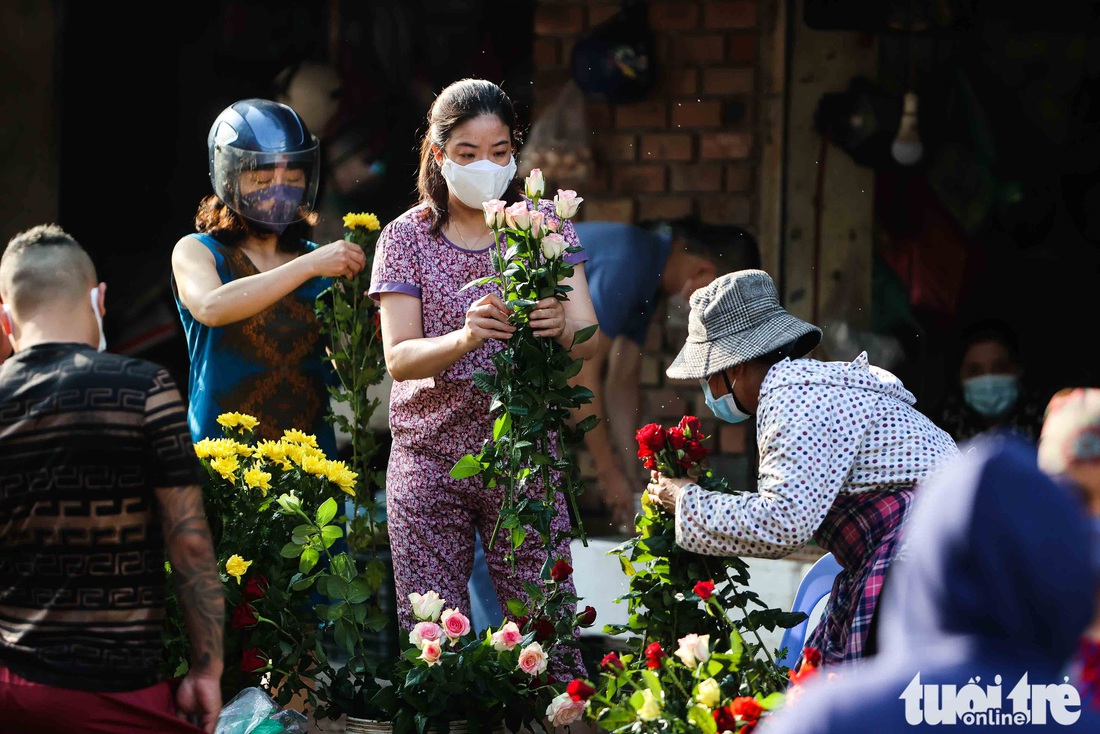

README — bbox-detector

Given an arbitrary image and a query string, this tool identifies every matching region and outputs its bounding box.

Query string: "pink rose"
[541,233,567,260]
[491,621,524,651]
[554,189,583,220]
[409,621,443,648]
[525,169,545,199]
[418,638,442,666]
[482,199,506,229]
[517,642,548,676]
[441,608,471,642]
[546,692,585,726]
[505,201,531,231]
[529,210,545,239]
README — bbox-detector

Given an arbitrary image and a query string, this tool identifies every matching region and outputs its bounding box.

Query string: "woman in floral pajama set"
[367,79,599,674]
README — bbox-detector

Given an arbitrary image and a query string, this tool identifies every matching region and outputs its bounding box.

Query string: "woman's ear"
[431,144,444,165]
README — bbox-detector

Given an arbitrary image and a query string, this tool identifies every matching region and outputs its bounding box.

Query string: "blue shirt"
[172,234,338,459]
[572,222,673,344]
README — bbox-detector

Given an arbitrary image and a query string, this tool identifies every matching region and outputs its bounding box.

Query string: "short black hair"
[639,215,761,275]
[1,223,97,315]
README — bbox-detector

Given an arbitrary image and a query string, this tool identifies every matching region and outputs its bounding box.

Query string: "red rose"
[576,605,597,627]
[643,456,658,471]
[694,579,716,599]
[550,560,573,582]
[666,427,687,451]
[802,647,822,668]
[566,679,596,702]
[678,415,703,439]
[729,696,764,721]
[645,641,665,669]
[600,652,624,671]
[241,576,268,602]
[534,618,556,642]
[230,602,258,630]
[714,705,737,732]
[740,724,757,734]
[635,423,666,456]
[239,647,267,673]
[789,664,818,686]
[685,441,710,463]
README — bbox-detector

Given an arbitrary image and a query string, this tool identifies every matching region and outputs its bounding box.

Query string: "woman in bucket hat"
[646,269,960,667]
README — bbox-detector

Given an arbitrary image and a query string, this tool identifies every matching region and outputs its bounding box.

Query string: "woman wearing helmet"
[171,98,365,458]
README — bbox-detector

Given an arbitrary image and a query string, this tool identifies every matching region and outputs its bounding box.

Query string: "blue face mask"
[963,373,1019,418]
[239,184,306,234]
[701,373,752,424]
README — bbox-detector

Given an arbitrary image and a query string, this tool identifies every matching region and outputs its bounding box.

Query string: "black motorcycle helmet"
[207,98,320,230]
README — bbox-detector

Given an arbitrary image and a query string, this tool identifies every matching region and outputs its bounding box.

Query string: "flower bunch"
[314,211,389,554]
[580,631,790,734]
[635,416,712,477]
[449,170,599,568]
[372,583,582,734]
[163,413,388,718]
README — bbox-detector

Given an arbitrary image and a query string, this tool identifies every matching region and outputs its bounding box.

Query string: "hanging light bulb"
[891,91,923,166]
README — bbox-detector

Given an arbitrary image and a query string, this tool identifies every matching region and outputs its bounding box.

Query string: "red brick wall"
[531,0,762,520]
[530,0,759,229]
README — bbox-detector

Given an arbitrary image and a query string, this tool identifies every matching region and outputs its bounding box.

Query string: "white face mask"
[90,286,106,352]
[439,154,517,210]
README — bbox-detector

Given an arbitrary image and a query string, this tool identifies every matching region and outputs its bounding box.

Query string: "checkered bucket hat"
[666,269,822,380]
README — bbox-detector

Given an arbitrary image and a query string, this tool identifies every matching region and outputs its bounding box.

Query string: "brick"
[586,101,614,131]
[723,98,752,126]
[649,1,701,30]
[669,68,699,96]
[728,33,758,64]
[640,133,694,161]
[670,163,723,192]
[720,423,748,453]
[671,100,722,128]
[672,34,726,64]
[533,37,560,68]
[724,164,752,192]
[594,132,637,162]
[582,197,635,223]
[702,67,755,95]
[614,100,669,129]
[704,1,758,29]
[614,164,667,193]
[533,68,572,95]
[535,5,586,35]
[700,132,753,159]
[637,195,694,222]
[561,37,577,66]
[698,195,752,224]
[644,389,687,419]
[589,4,621,26]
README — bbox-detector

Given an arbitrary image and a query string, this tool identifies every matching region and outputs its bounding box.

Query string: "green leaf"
[493,412,512,441]
[618,555,636,576]
[758,692,787,710]
[640,669,662,695]
[299,546,320,573]
[505,598,528,617]
[459,274,499,292]
[571,323,599,347]
[449,455,485,479]
[321,525,344,546]
[281,542,304,558]
[688,705,718,734]
[316,497,338,527]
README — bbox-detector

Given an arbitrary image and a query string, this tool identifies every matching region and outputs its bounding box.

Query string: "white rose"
[674,633,711,669]
[546,692,585,726]
[541,233,567,260]
[409,591,446,622]
[695,677,721,708]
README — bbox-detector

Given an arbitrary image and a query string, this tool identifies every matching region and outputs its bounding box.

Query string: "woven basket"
[345,719,505,734]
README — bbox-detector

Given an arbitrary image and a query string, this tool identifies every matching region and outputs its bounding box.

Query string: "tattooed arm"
[156,484,224,733]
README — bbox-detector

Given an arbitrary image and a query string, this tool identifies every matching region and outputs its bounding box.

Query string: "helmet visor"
[211,143,320,226]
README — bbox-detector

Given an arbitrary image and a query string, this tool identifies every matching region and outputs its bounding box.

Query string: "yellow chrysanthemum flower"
[225,554,252,583]
[210,454,240,481]
[343,211,381,232]
[299,454,329,478]
[324,460,358,497]
[243,467,272,495]
[256,440,294,471]
[282,429,319,448]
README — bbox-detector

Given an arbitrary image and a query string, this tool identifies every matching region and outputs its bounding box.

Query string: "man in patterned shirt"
[647,269,959,667]
[0,225,223,732]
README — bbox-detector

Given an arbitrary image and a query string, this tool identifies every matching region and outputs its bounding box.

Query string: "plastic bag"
[215,687,310,734]
[519,80,594,183]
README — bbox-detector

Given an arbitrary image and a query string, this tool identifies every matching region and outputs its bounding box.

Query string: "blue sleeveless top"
[172,234,338,459]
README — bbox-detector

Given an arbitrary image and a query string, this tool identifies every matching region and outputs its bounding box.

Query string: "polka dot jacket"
[674,352,961,559]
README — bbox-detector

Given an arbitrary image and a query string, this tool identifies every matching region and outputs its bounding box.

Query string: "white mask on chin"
[439,155,517,210]
[90,287,106,352]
